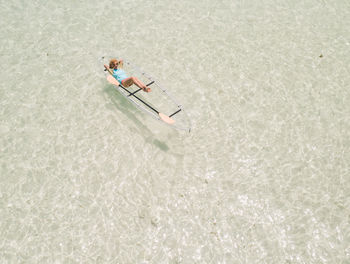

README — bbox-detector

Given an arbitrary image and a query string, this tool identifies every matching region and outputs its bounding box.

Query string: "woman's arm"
[104,64,113,75]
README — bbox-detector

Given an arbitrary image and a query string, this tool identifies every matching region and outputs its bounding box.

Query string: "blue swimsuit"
[113,69,128,84]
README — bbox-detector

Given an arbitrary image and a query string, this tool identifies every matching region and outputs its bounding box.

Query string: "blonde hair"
[109,58,123,69]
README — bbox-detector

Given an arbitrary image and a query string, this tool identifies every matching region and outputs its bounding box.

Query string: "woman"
[104,59,151,92]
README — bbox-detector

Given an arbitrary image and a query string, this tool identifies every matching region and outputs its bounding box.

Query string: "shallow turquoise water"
[1,0,349,263]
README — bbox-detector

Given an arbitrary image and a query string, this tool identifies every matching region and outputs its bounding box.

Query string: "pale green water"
[1,0,349,263]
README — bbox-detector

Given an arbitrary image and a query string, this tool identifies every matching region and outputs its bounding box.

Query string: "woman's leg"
[122,77,151,92]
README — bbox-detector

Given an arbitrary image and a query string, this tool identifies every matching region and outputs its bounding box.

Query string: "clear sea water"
[1,0,349,263]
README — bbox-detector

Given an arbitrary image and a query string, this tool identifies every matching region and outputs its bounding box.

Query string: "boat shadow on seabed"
[102,84,170,152]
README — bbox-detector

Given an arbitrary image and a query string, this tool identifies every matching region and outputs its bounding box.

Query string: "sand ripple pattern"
[0,0,349,263]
